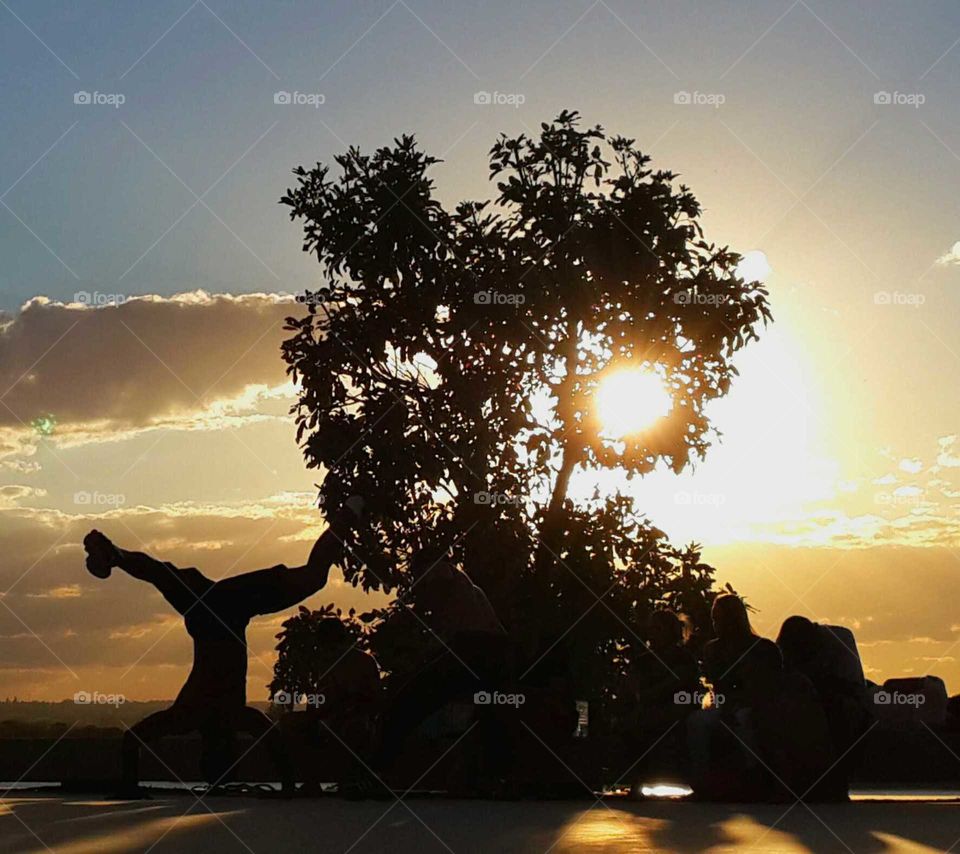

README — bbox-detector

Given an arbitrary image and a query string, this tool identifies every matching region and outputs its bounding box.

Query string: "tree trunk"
[535,436,576,575]
[536,315,581,570]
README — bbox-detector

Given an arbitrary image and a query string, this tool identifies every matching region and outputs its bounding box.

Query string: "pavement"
[2,792,960,853]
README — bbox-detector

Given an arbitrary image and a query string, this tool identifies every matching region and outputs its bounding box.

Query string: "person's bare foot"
[83,529,119,579]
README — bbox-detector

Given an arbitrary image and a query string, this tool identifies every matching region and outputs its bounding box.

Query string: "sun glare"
[597,370,672,438]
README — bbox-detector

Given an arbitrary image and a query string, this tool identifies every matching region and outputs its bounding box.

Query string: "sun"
[597,369,672,438]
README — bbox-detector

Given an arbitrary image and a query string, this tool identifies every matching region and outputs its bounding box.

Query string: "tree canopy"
[280,110,770,696]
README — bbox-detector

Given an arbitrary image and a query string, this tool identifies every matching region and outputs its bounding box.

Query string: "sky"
[2,0,960,701]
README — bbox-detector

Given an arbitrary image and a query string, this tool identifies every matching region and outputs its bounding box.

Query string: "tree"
[280,111,770,703]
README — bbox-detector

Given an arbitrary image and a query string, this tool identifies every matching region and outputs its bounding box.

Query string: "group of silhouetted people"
[83,495,871,801]
[641,596,871,801]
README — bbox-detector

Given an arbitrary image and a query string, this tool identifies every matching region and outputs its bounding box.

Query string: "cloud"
[937,435,960,468]
[0,291,298,459]
[0,484,46,508]
[936,241,960,266]
[899,458,923,474]
[25,584,81,599]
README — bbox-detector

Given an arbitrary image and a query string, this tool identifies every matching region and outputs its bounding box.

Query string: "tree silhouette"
[281,111,770,702]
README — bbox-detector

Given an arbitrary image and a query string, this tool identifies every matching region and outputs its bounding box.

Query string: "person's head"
[410,546,452,579]
[776,615,819,669]
[648,609,684,649]
[711,593,753,642]
[314,617,350,646]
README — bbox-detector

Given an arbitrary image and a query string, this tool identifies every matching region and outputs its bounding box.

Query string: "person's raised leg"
[83,529,210,614]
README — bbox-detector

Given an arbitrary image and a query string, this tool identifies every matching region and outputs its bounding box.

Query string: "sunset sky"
[2,0,960,702]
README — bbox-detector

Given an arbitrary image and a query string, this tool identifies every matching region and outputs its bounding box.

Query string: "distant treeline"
[0,700,271,737]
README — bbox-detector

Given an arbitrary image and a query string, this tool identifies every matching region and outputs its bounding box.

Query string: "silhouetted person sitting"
[702,593,781,709]
[373,555,512,782]
[690,593,783,799]
[777,616,870,799]
[309,618,382,730]
[279,617,381,791]
[632,610,700,721]
[312,619,381,766]
[82,496,365,796]
[624,609,700,794]
[691,597,835,801]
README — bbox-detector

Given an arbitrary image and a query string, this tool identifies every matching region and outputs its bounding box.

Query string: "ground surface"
[2,794,960,853]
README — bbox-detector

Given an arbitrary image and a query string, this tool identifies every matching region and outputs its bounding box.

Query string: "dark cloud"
[0,292,297,436]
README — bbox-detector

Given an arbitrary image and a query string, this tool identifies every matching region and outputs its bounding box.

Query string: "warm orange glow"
[597,369,672,438]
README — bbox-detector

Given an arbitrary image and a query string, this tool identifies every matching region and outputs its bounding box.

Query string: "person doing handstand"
[82,497,365,794]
